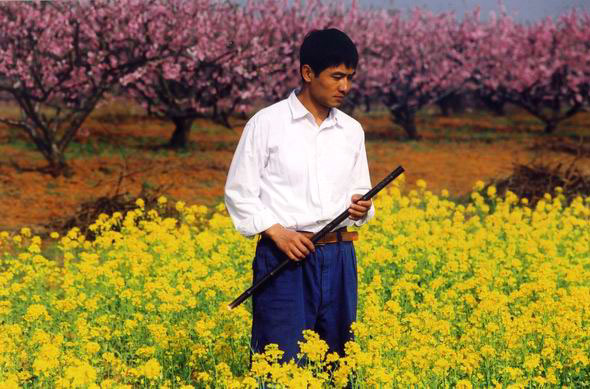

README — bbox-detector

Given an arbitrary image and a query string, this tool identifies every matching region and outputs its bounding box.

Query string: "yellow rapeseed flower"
[139,358,162,380]
[23,304,50,322]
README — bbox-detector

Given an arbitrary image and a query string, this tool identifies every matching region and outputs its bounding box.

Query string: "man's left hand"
[348,194,372,221]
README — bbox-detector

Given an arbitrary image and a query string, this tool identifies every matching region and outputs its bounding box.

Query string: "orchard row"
[0,0,589,175]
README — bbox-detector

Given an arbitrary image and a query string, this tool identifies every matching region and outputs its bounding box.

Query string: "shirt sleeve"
[346,130,375,227]
[224,117,279,237]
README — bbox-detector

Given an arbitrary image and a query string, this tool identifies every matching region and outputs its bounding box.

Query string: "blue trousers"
[251,237,358,363]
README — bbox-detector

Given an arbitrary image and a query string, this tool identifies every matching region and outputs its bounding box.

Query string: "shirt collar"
[288,89,343,128]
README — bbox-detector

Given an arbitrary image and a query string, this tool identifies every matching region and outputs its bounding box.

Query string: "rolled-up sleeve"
[224,118,279,237]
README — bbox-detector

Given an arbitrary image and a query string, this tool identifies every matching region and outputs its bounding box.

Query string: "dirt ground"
[1,100,588,234]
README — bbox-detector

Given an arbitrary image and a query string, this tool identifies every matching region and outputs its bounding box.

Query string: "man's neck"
[296,87,330,126]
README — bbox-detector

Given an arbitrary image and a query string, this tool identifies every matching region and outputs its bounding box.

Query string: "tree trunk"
[544,120,557,134]
[168,117,195,149]
[438,100,451,117]
[392,109,421,140]
[14,121,74,177]
[10,90,103,178]
[479,95,505,116]
[46,148,72,177]
[438,92,465,117]
[363,95,372,113]
[515,101,582,135]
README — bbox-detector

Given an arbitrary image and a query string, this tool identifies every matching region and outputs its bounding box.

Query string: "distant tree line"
[0,0,588,176]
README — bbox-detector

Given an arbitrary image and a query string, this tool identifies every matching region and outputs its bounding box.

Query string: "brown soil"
[1,100,589,234]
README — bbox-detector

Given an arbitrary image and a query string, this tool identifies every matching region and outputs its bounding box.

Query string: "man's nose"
[338,78,351,94]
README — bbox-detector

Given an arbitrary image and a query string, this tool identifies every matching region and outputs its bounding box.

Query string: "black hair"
[299,28,358,78]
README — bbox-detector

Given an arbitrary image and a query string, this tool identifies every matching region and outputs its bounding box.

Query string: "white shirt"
[224,90,375,237]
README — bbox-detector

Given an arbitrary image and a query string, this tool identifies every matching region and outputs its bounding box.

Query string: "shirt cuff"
[251,209,278,236]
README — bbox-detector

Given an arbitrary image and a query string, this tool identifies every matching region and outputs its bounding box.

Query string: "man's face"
[303,63,356,109]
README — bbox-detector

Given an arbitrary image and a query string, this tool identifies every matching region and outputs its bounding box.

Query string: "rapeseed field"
[1,177,589,388]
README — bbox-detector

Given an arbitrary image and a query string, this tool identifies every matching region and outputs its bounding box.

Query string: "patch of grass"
[0,103,22,119]
[2,135,37,151]
[1,128,145,158]
[467,131,512,142]
[538,128,589,138]
[1,126,27,142]
[446,192,472,206]
[113,134,160,148]
[91,99,146,124]
[174,147,194,158]
[406,140,432,151]
[193,123,231,136]
[64,140,130,159]
[39,240,63,263]
[152,148,173,157]
[141,180,157,192]
[45,182,62,196]
[199,140,237,152]
[194,178,218,189]
[358,107,390,118]
[142,139,237,156]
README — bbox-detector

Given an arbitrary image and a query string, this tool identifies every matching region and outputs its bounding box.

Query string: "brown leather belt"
[298,228,358,245]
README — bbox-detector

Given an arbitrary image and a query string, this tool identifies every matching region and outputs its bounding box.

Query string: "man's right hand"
[262,224,315,261]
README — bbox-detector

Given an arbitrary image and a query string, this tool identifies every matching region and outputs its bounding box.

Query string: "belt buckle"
[314,240,326,247]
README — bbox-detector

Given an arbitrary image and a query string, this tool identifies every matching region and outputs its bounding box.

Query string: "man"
[224,28,374,362]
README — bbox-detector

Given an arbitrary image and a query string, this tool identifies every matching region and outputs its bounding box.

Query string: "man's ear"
[301,64,315,83]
